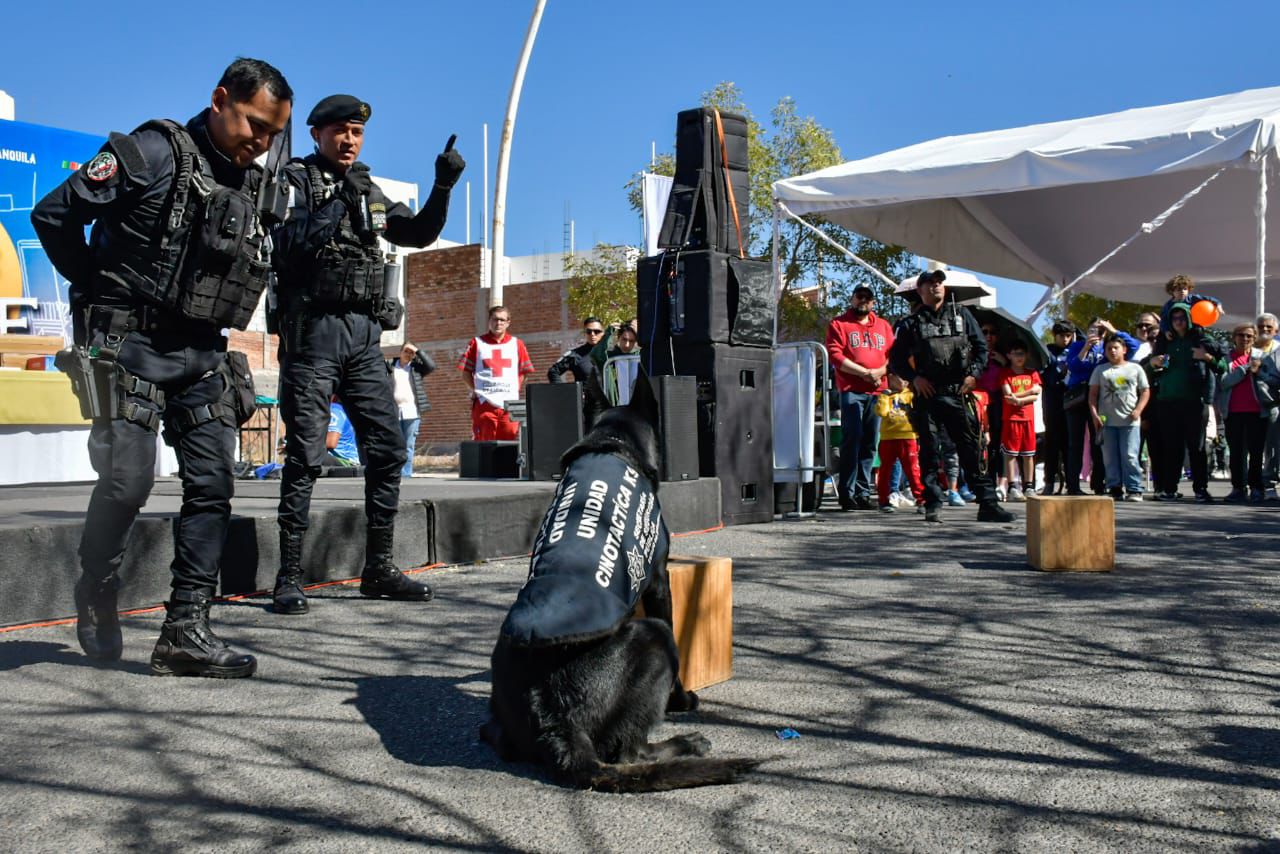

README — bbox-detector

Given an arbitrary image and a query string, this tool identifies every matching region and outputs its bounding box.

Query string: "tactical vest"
[914,301,970,385]
[94,119,272,330]
[500,452,669,647]
[294,160,385,306]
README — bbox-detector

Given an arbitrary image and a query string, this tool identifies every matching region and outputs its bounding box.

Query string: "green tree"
[628,83,915,341]
[563,243,636,325]
[1046,292,1161,338]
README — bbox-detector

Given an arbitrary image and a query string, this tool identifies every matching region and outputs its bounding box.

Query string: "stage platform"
[0,474,722,627]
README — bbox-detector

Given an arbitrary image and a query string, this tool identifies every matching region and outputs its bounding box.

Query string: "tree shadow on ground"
[346,672,543,785]
[0,639,151,675]
[1199,725,1280,770]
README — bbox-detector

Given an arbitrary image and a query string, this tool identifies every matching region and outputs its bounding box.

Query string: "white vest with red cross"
[472,336,521,407]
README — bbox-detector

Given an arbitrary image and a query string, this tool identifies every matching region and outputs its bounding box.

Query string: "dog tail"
[584,757,762,793]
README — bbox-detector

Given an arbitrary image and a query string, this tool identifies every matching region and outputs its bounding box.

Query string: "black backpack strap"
[305,162,329,208]
[132,119,209,277]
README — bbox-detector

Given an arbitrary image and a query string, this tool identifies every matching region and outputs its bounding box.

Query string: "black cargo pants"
[907,388,996,510]
[277,310,404,532]
[79,318,234,596]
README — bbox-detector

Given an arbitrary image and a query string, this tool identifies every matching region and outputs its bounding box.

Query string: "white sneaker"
[995,487,1006,502]
[895,490,913,507]
[1008,485,1024,502]
[888,491,904,508]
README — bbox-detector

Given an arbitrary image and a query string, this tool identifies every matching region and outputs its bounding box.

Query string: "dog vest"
[472,336,522,407]
[501,452,669,647]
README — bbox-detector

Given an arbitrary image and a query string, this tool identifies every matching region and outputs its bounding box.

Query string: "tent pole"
[776,201,897,288]
[1258,156,1268,319]
[772,201,782,342]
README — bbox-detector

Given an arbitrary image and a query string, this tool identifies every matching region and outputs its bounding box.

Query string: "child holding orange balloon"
[1149,301,1226,502]
[1159,273,1222,335]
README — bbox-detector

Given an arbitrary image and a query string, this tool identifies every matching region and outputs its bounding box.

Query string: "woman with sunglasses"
[1217,324,1270,503]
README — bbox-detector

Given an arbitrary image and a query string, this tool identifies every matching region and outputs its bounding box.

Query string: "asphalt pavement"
[1,486,1278,852]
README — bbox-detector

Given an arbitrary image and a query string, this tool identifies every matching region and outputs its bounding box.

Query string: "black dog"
[481,377,759,792]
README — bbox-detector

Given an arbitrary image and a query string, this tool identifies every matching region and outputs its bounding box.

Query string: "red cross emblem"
[483,350,512,376]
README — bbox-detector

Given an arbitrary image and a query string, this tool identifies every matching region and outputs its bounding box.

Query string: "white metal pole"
[465,180,471,246]
[483,124,489,250]
[482,123,489,290]
[772,200,782,343]
[1258,155,1269,318]
[490,0,547,308]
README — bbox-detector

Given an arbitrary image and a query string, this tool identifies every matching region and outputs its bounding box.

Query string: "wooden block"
[1,353,47,368]
[636,555,733,691]
[1026,495,1114,572]
[0,335,63,355]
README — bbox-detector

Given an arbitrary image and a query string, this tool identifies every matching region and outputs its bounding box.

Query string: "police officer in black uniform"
[270,95,464,614]
[887,270,1015,524]
[30,58,293,676]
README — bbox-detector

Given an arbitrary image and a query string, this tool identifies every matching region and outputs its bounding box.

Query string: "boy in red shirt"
[999,342,1041,500]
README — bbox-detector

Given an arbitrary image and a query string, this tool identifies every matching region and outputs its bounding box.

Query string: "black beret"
[306,94,372,127]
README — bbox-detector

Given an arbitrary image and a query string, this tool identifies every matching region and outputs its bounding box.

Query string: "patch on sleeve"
[84,151,118,182]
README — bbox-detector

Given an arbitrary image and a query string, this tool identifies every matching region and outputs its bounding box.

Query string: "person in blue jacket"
[1063,318,1140,495]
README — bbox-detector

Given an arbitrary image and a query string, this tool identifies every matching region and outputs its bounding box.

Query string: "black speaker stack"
[639,107,776,526]
[524,382,585,481]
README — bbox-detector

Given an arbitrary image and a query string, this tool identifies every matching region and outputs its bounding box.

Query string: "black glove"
[434,134,465,189]
[411,350,437,376]
[341,163,374,210]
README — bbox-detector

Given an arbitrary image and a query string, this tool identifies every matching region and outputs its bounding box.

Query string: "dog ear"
[627,367,660,430]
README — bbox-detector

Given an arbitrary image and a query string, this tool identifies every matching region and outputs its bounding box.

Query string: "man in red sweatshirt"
[826,285,895,510]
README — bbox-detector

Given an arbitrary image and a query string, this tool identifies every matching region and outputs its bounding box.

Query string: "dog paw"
[667,689,699,713]
[676,733,712,756]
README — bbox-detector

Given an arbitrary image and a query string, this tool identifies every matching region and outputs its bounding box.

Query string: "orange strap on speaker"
[712,108,745,258]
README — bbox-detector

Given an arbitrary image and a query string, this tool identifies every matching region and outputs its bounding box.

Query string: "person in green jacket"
[1147,302,1225,502]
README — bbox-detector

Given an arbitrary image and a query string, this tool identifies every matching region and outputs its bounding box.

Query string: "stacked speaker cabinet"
[663,345,773,525]
[653,375,699,483]
[658,108,750,257]
[642,107,775,526]
[524,382,584,481]
[637,250,774,353]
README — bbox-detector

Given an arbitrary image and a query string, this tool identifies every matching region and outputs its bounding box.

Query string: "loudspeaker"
[460,441,519,478]
[637,250,774,351]
[661,344,773,526]
[525,382,584,481]
[657,108,750,255]
[653,375,699,482]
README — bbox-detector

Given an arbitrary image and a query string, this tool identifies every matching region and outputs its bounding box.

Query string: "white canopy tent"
[773,86,1280,324]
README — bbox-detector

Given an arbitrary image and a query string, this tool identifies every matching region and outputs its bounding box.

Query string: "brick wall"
[405,244,589,452]
[227,244,589,454]
[228,329,279,373]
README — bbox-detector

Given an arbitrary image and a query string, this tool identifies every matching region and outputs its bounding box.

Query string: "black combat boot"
[272,528,309,615]
[149,590,257,678]
[359,525,432,601]
[73,573,123,661]
[977,502,1016,523]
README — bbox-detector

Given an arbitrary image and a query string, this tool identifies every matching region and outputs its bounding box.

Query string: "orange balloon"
[1189,300,1220,327]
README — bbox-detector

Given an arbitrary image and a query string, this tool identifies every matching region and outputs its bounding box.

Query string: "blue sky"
[2,0,1276,320]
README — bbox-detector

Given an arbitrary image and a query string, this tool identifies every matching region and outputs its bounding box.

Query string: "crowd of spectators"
[826,273,1280,509]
